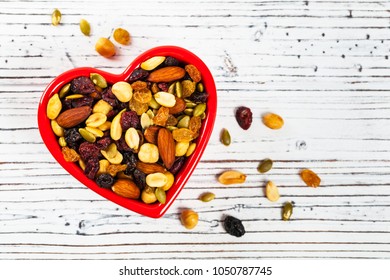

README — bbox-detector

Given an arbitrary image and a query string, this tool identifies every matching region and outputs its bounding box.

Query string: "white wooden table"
[1,0,389,259]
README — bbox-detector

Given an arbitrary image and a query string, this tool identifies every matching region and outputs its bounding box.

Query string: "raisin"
[121,111,140,130]
[164,56,179,67]
[157,82,169,92]
[102,87,118,108]
[62,98,72,110]
[133,169,146,189]
[185,64,202,83]
[96,137,112,150]
[224,215,245,237]
[78,142,100,161]
[235,106,252,130]
[169,156,185,175]
[128,68,149,83]
[123,152,137,174]
[189,91,209,103]
[116,136,132,152]
[84,157,99,179]
[71,96,94,108]
[70,76,96,94]
[96,173,114,189]
[64,128,82,149]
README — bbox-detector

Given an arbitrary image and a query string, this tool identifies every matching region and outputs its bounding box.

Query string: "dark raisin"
[224,215,245,237]
[235,106,252,130]
[157,82,169,92]
[71,96,94,108]
[70,76,96,94]
[64,128,82,149]
[164,56,180,66]
[84,157,99,180]
[169,157,186,175]
[78,142,100,161]
[102,87,118,108]
[96,137,112,150]
[96,173,114,189]
[128,68,149,83]
[189,91,209,103]
[133,169,146,190]
[62,99,72,110]
[115,137,132,152]
[121,111,140,130]
[123,151,137,169]
[117,101,128,111]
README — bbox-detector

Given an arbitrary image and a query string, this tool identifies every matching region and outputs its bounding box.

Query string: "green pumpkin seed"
[65,94,84,100]
[200,112,206,120]
[185,101,197,108]
[177,115,190,128]
[166,126,178,132]
[282,202,293,221]
[79,128,96,143]
[168,83,175,94]
[148,96,161,110]
[79,19,91,36]
[51,9,61,26]
[155,188,166,204]
[197,82,204,93]
[193,103,206,117]
[184,108,193,116]
[175,81,183,98]
[200,192,215,202]
[90,73,107,89]
[59,83,71,98]
[258,158,273,173]
[220,128,231,146]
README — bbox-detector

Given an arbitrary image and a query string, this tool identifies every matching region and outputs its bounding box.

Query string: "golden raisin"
[189,116,202,134]
[131,81,148,91]
[107,164,127,177]
[300,169,321,187]
[129,98,149,115]
[172,128,195,142]
[153,107,170,126]
[181,80,196,98]
[185,64,202,83]
[113,28,131,45]
[62,147,80,162]
[133,88,152,104]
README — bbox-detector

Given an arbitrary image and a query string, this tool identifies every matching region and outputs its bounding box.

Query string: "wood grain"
[0,0,390,259]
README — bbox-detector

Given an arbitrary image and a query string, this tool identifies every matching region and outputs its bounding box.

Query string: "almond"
[136,161,166,174]
[147,66,186,83]
[169,97,186,115]
[56,106,92,128]
[157,128,175,169]
[144,125,160,144]
[111,179,140,199]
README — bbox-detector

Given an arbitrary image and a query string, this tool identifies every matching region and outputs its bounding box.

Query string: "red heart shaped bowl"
[37,46,217,218]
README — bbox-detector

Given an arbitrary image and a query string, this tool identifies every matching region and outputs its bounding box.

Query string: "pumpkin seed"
[51,9,61,26]
[168,83,175,94]
[59,83,71,98]
[193,103,206,117]
[184,108,193,116]
[282,201,293,221]
[177,115,190,128]
[220,128,231,146]
[79,19,91,36]
[65,94,84,100]
[148,96,161,110]
[196,82,204,93]
[79,128,96,143]
[185,101,197,108]
[258,158,273,173]
[155,187,167,204]
[185,142,196,157]
[175,81,183,98]
[199,192,215,202]
[90,73,107,88]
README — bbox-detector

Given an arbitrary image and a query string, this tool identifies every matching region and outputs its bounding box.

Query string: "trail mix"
[46,56,209,204]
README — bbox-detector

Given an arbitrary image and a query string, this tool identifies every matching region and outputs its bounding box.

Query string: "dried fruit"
[121,111,140,130]
[96,173,114,189]
[189,116,202,134]
[180,209,198,229]
[265,181,280,202]
[79,19,91,36]
[141,56,166,71]
[235,106,252,130]
[224,215,245,237]
[172,128,195,142]
[262,112,284,129]
[129,98,149,115]
[181,80,196,97]
[62,147,80,162]
[148,66,186,83]
[70,76,96,94]
[185,64,202,83]
[95,37,116,58]
[133,88,152,104]
[282,201,293,221]
[47,94,62,120]
[218,170,246,185]
[107,164,127,177]
[199,192,215,202]
[220,128,231,146]
[111,179,140,199]
[113,28,131,45]
[56,106,92,128]
[153,106,170,127]
[258,158,273,173]
[300,169,321,187]
[51,9,61,26]
[138,143,159,163]
[157,128,175,169]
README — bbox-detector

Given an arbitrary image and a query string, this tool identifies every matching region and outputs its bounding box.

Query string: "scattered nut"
[262,112,284,129]
[95,37,116,58]
[113,28,131,45]
[79,19,91,36]
[180,209,199,230]
[218,170,246,185]
[265,181,280,202]
[300,169,321,187]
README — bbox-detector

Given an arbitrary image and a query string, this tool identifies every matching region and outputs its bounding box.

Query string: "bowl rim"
[37,45,217,218]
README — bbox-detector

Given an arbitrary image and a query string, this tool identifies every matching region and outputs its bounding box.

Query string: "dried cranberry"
[116,137,132,152]
[70,76,96,94]
[106,109,118,121]
[96,173,114,189]
[102,87,117,107]
[71,96,94,108]
[169,157,186,175]
[235,106,252,130]
[78,142,100,161]
[157,83,169,92]
[128,68,149,83]
[96,137,112,150]
[64,128,82,149]
[121,111,140,131]
[133,169,146,190]
[189,91,209,103]
[84,158,99,180]
[224,215,245,237]
[164,56,179,67]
